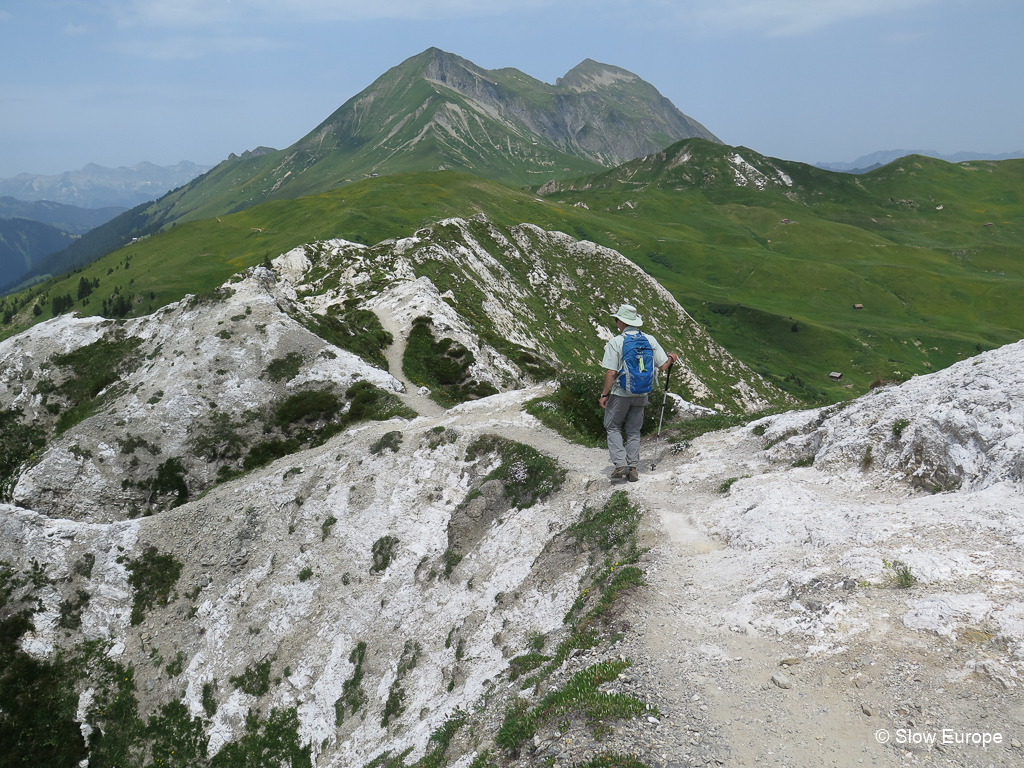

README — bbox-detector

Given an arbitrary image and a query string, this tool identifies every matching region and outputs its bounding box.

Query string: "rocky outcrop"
[756,341,1024,492]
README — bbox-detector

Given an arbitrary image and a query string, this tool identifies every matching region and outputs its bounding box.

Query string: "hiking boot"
[627,466,639,482]
[611,466,629,480]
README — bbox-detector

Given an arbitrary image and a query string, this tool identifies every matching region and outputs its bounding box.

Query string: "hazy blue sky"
[1,0,1021,177]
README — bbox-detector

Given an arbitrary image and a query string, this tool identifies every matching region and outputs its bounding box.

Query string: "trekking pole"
[650,361,674,471]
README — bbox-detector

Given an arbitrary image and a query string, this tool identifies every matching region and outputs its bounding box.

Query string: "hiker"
[598,304,678,482]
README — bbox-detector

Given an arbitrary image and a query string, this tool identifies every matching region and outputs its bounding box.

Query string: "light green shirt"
[600,328,669,397]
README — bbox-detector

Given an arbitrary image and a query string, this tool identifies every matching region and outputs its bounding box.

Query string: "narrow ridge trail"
[346,384,1022,767]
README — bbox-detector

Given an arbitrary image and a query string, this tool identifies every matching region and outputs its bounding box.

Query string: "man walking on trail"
[598,304,678,482]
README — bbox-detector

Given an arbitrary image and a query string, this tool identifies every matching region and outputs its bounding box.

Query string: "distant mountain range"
[0,160,212,209]
[817,149,1024,174]
[0,197,128,289]
[0,197,126,235]
[0,218,74,291]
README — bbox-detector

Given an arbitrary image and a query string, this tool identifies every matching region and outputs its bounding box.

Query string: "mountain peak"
[556,59,639,91]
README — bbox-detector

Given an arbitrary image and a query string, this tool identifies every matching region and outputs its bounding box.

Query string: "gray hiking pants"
[604,393,648,468]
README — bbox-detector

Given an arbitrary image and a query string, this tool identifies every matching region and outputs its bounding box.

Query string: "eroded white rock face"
[4,267,403,522]
[760,341,1024,491]
[0,387,593,767]
[277,216,788,415]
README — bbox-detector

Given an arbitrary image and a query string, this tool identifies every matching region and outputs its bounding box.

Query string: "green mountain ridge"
[0,218,75,291]
[4,137,1022,404]
[12,48,717,285]
[538,139,1024,390]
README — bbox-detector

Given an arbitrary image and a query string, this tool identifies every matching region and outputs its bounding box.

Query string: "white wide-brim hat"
[611,303,643,327]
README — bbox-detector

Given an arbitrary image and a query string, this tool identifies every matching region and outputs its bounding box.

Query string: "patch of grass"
[57,588,91,630]
[892,418,910,438]
[265,351,304,382]
[274,388,342,430]
[861,445,874,471]
[165,650,185,677]
[672,412,752,443]
[442,550,462,578]
[336,641,367,725]
[202,681,218,717]
[300,304,393,370]
[382,640,422,728]
[298,567,313,582]
[0,408,46,500]
[508,652,550,682]
[402,315,498,405]
[0,563,88,768]
[145,699,210,766]
[371,535,400,573]
[321,515,337,541]
[464,435,565,510]
[718,476,740,493]
[495,659,650,752]
[123,546,183,625]
[229,658,273,697]
[147,456,190,508]
[209,706,311,768]
[48,332,143,435]
[117,433,160,455]
[370,430,403,455]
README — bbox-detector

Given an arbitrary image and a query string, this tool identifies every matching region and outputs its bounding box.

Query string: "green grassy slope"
[4,147,1022,404]
[538,141,1024,396]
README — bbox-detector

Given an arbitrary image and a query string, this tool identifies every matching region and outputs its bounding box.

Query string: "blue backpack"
[617,333,655,394]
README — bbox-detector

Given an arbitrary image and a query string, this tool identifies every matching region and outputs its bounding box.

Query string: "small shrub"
[321,515,337,541]
[201,681,218,717]
[718,476,740,493]
[149,456,189,507]
[370,431,403,455]
[57,588,91,630]
[371,536,399,573]
[0,409,46,500]
[265,352,304,382]
[229,658,273,697]
[861,445,874,471]
[464,435,565,510]
[336,641,367,724]
[125,546,183,625]
[883,558,917,589]
[243,438,301,470]
[298,567,313,582]
[166,650,185,677]
[892,418,910,439]
[274,388,341,429]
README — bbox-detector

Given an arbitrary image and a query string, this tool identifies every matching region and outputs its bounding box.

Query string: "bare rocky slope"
[2,226,1023,768]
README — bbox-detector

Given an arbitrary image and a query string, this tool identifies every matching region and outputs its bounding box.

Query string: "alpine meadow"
[2,47,1024,768]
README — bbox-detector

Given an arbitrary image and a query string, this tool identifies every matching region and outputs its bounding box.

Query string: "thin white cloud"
[113,0,553,27]
[113,35,278,60]
[690,0,943,36]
